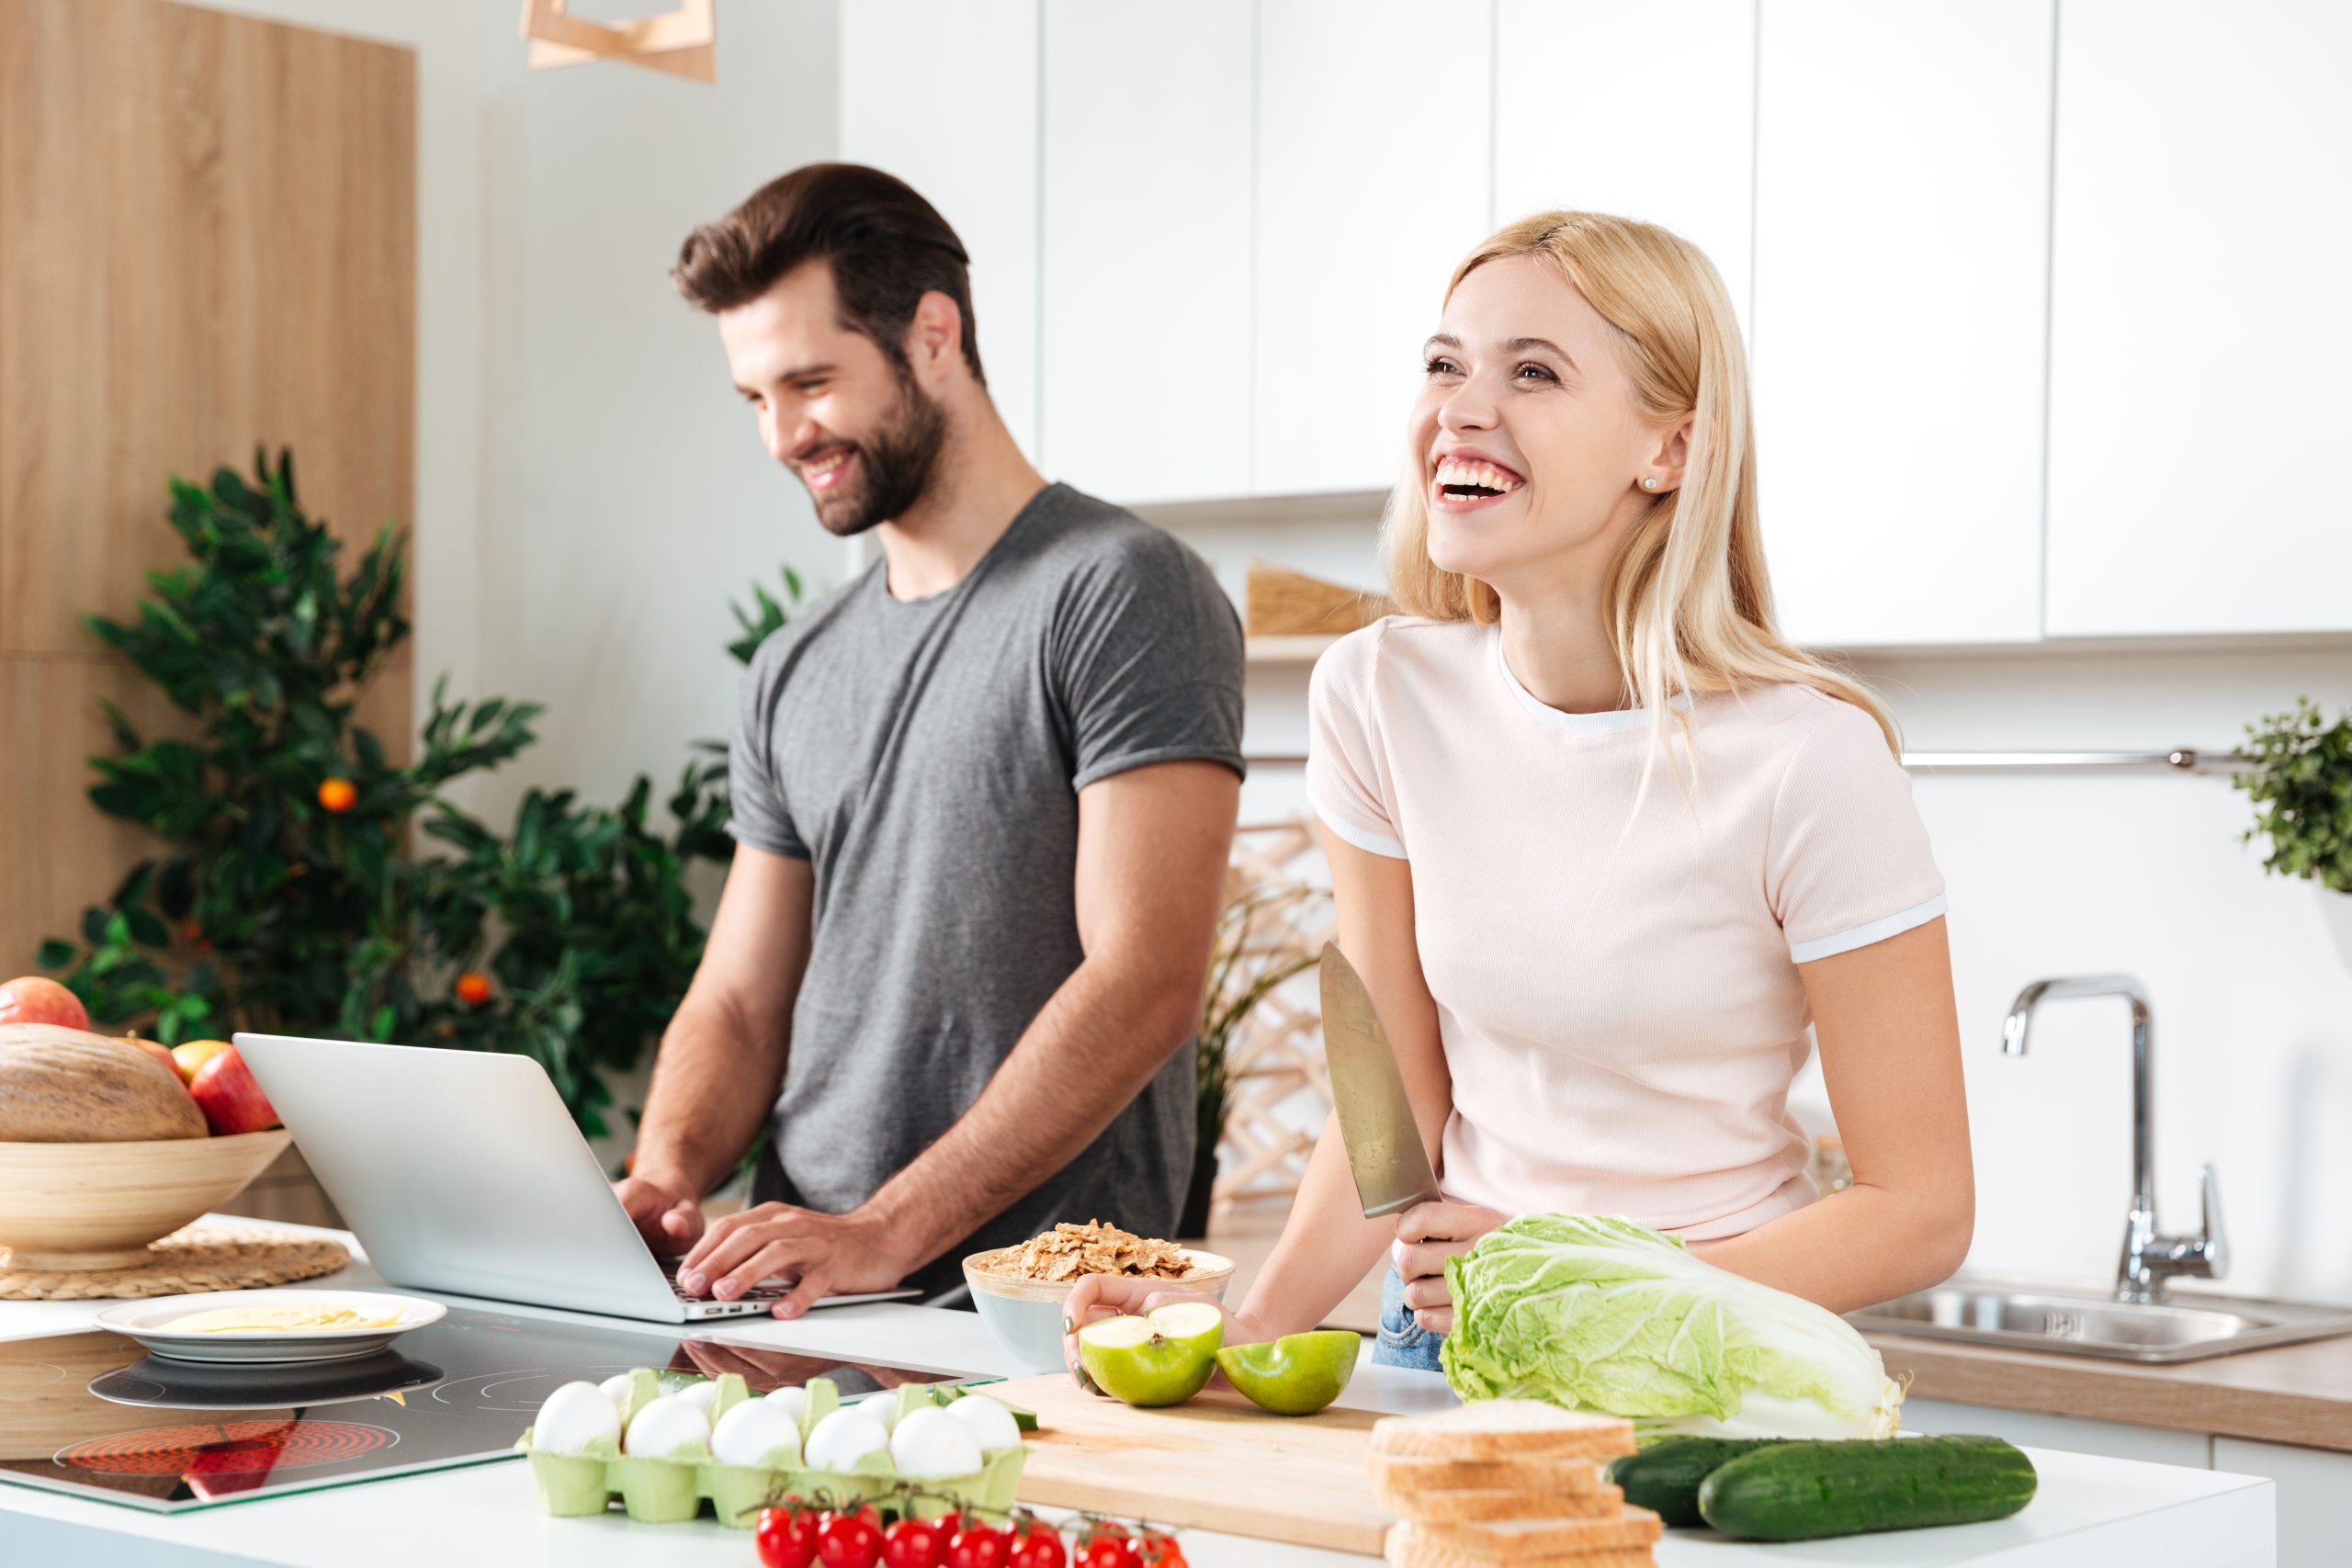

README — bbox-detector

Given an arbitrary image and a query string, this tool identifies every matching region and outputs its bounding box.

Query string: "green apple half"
[1214,1330,1361,1416]
[1076,1302,1226,1407]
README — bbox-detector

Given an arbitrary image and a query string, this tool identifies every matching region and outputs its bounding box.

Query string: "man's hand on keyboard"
[614,1176,705,1256]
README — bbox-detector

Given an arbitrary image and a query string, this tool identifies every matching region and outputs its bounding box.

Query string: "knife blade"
[1317,942,1442,1219]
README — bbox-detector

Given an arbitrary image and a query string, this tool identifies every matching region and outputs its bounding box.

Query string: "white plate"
[92,1288,447,1365]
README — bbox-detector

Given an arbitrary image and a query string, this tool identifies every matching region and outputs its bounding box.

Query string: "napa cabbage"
[1440,1214,1904,1439]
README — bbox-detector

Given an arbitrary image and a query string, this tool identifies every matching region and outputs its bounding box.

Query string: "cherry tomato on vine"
[1007,1521,1067,1568]
[946,1522,1009,1568]
[818,1507,885,1568]
[1138,1536,1185,1568]
[757,1506,821,1568]
[1078,1538,1134,1568]
[884,1517,948,1568]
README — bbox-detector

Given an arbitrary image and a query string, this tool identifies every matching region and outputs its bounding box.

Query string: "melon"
[0,1023,209,1142]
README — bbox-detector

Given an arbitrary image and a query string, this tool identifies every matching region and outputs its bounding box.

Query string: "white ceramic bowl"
[963,1247,1235,1374]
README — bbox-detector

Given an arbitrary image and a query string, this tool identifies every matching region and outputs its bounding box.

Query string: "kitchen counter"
[1867,1324,2352,1452]
[0,1219,2275,1567]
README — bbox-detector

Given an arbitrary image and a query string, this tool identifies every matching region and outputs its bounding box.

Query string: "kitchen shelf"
[1244,635,1340,665]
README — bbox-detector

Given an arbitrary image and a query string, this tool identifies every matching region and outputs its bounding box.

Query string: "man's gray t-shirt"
[727,482,1246,1298]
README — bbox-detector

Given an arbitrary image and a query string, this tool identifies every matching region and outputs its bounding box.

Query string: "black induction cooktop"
[0,1303,979,1514]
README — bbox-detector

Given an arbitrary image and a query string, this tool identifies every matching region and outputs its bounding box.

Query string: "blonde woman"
[1066,211,1972,1373]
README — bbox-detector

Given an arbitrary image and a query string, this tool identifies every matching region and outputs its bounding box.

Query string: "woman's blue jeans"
[1373,1264,1446,1371]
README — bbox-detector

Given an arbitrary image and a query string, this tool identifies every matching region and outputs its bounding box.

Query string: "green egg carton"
[515,1371,1029,1529]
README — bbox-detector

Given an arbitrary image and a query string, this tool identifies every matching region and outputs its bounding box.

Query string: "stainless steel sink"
[1849,1281,2352,1363]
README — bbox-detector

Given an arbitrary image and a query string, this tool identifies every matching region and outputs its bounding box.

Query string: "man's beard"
[810,367,948,538]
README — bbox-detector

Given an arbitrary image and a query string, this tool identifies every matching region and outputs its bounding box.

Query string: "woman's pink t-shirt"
[1306,617,1947,1240]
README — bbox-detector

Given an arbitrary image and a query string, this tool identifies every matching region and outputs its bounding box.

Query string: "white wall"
[469,2,842,828]
[187,0,843,832]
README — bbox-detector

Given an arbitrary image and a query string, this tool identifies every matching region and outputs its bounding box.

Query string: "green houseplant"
[37,450,802,1134]
[2235,696,2352,968]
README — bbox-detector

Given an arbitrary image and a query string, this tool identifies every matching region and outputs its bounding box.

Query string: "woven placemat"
[0,1224,351,1301]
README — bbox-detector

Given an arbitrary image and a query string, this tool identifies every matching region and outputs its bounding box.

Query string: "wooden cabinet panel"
[1751,0,2052,648]
[2044,0,2352,636]
[1493,0,1756,325]
[1251,0,1491,497]
[0,0,415,656]
[839,0,1043,464]
[1038,0,1253,505]
[0,0,415,979]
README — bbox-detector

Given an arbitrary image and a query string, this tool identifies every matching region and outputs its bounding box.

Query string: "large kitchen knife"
[1317,942,1442,1219]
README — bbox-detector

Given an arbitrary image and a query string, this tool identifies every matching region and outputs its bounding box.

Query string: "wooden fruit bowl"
[0,1129,293,1271]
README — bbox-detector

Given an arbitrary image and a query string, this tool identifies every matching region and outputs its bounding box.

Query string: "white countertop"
[0,1219,2275,1567]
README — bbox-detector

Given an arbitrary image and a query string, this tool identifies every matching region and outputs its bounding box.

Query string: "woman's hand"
[1058,1275,1282,1382]
[1391,1201,1508,1335]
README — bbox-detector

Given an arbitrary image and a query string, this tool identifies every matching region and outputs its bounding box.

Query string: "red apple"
[125,1036,180,1077]
[0,976,90,1032]
[187,1044,280,1135]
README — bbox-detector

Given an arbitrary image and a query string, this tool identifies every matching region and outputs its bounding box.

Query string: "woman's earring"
[1642,477,1660,491]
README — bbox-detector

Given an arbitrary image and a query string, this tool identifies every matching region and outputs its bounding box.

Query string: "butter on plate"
[163,1303,407,1334]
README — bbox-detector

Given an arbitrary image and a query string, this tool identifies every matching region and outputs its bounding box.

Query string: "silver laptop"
[234,1033,917,1322]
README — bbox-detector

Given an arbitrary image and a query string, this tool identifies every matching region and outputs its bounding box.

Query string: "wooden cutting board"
[994,1373,1395,1555]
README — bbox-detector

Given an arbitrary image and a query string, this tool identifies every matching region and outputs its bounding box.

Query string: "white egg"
[623,1393,712,1459]
[888,1405,984,1481]
[763,1385,809,1423]
[852,1388,900,1431]
[598,1372,634,1417]
[535,1380,621,1454]
[803,1408,890,1472]
[942,1393,1021,1452]
[677,1379,720,1415]
[711,1397,806,1469]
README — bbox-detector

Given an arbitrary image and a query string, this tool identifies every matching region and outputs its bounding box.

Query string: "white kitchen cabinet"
[2212,1438,2352,1568]
[1903,1397,2212,1469]
[839,0,1043,463]
[1251,0,1493,497]
[1039,2,1252,503]
[1750,0,2052,649]
[2043,1,2352,637]
[1491,0,1756,327]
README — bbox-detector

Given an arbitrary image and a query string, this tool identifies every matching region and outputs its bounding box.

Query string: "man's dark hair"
[671,163,985,384]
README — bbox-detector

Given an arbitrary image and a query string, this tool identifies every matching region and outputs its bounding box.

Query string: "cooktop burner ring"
[56,1418,398,1477]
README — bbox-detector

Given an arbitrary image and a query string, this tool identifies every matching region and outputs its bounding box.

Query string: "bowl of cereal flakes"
[964,1220,1235,1373]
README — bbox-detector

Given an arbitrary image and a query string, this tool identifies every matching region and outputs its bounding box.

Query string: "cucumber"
[1697,1435,2038,1541]
[1607,1438,1792,1528]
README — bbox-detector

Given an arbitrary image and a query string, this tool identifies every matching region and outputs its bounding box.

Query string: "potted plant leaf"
[2235,696,2352,968]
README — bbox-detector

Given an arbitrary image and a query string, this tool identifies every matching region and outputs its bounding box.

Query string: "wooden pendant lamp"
[520,0,717,85]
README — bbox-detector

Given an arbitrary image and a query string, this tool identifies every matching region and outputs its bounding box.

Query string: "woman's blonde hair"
[1381,210,1899,763]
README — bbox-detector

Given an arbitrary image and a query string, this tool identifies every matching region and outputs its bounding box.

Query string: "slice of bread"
[1369,1402,1636,1462]
[1373,1481,1627,1524]
[1420,1508,1663,1559]
[1385,1521,1655,1568]
[1367,1452,1614,1495]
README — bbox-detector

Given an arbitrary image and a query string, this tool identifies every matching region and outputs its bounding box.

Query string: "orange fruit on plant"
[454,972,492,1005]
[317,777,357,813]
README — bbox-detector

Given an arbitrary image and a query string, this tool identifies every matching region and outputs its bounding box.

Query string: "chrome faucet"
[2003,974,2227,1303]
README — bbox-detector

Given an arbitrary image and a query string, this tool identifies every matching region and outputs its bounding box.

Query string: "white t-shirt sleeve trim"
[1789,892,1948,964]
[1306,783,1408,859]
